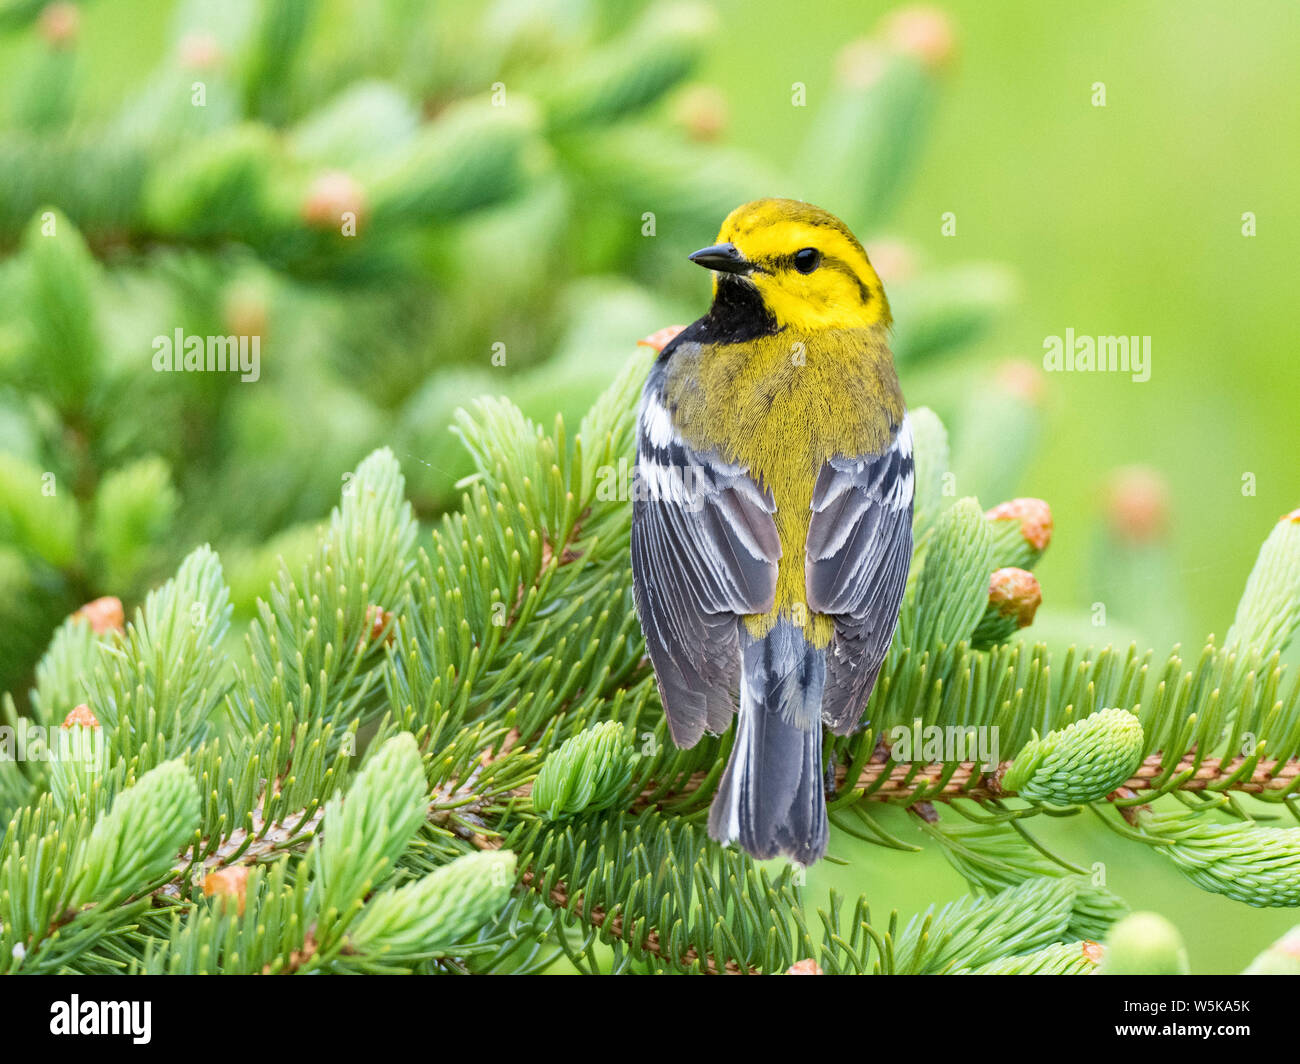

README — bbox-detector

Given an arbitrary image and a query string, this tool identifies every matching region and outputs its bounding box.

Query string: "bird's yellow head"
[689,198,890,331]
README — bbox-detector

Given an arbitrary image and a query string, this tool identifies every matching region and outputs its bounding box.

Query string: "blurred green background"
[1,0,1296,972]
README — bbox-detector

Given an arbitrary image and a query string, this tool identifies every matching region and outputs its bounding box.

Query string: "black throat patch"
[661,277,780,360]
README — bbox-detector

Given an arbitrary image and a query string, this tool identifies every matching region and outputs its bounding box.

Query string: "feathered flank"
[632,360,780,748]
[807,418,914,733]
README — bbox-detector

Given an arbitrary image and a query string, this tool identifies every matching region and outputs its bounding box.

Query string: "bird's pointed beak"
[688,242,750,275]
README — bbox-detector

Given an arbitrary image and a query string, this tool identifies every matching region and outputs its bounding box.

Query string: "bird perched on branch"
[632,198,913,865]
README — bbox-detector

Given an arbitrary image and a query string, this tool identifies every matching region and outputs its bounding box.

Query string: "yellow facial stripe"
[748,272,886,331]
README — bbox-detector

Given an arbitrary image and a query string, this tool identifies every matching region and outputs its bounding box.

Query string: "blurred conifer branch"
[0,0,1012,705]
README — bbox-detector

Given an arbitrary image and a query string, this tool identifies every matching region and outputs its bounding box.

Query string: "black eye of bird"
[793,247,821,274]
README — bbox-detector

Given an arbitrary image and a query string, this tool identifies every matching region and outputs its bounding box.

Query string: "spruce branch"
[84,544,233,773]
[1,758,198,974]
[9,2,1238,975]
[230,447,416,735]
[5,326,1300,972]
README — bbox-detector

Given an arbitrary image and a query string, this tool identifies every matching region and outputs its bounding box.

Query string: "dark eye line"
[759,251,873,302]
[822,256,871,302]
[768,250,822,272]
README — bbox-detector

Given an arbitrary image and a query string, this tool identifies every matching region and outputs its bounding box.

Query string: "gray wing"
[806,416,914,735]
[631,371,780,748]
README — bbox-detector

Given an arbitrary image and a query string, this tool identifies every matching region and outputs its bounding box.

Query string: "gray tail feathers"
[708,620,829,865]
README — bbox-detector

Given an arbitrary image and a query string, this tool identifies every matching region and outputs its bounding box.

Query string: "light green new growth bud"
[1097,912,1189,975]
[971,566,1041,649]
[533,720,635,820]
[317,732,427,913]
[49,705,106,810]
[962,940,1102,976]
[1227,509,1300,658]
[32,615,101,726]
[70,758,199,907]
[349,850,517,961]
[1141,810,1300,908]
[1242,925,1300,974]
[985,497,1053,570]
[1003,707,1143,803]
[913,497,997,650]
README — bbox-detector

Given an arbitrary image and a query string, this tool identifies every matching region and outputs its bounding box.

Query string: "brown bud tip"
[62,704,99,730]
[362,604,394,647]
[301,171,367,229]
[987,567,1041,628]
[672,84,728,141]
[39,2,79,47]
[1282,507,1300,525]
[786,959,824,975]
[912,800,939,824]
[74,596,125,634]
[203,866,250,915]
[835,38,890,90]
[1107,466,1169,544]
[879,5,956,71]
[985,497,1053,552]
[864,239,917,285]
[1082,940,1104,964]
[995,360,1045,405]
[637,325,686,354]
[178,31,223,71]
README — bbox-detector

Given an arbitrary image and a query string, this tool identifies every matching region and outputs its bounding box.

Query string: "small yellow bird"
[631,199,913,864]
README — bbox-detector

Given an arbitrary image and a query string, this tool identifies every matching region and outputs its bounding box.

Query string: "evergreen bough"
[4,351,1300,974]
[0,0,1291,976]
[0,0,1013,701]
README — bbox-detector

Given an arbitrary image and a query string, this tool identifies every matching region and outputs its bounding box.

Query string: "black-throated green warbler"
[632,199,913,865]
